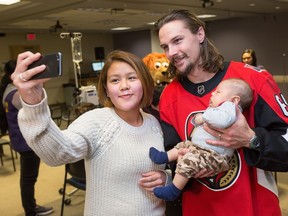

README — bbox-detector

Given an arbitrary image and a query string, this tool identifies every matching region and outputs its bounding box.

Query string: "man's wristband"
[249,134,260,150]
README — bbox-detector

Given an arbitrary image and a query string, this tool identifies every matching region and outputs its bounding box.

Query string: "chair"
[58,102,97,215]
[0,137,17,172]
[49,103,65,127]
[59,159,86,216]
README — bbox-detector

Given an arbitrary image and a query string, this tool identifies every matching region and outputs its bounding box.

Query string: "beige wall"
[150,29,162,53]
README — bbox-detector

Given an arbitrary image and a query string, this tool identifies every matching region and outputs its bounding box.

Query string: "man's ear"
[231,96,240,105]
[198,26,205,44]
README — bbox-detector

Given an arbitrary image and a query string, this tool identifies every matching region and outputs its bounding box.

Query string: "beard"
[175,61,196,78]
[182,62,195,77]
[171,53,196,77]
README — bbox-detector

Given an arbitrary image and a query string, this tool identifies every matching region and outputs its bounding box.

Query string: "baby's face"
[209,81,233,107]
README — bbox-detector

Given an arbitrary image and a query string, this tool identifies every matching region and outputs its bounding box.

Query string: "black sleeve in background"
[160,120,182,151]
[160,120,182,178]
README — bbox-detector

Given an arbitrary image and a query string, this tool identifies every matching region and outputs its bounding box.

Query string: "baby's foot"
[149,147,168,164]
[153,184,182,201]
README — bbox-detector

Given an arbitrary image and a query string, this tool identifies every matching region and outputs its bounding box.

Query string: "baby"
[150,78,253,201]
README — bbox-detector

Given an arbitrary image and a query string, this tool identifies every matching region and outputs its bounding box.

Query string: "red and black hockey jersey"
[159,61,288,216]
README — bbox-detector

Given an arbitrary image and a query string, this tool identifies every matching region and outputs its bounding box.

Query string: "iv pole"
[60,32,83,104]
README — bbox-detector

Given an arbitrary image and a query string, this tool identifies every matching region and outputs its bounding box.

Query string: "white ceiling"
[0,0,288,33]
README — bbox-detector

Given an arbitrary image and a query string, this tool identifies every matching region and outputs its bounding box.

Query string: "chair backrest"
[67,159,85,182]
[65,103,96,183]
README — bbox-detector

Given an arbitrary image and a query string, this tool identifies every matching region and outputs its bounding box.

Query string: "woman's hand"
[204,108,254,149]
[11,51,50,105]
[139,170,166,192]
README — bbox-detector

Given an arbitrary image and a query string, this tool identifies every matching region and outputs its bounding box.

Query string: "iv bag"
[71,36,82,63]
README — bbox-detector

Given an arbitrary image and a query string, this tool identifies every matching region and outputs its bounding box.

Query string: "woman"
[241,48,264,69]
[11,50,167,215]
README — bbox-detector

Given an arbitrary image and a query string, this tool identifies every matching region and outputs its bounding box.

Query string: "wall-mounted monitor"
[92,62,104,72]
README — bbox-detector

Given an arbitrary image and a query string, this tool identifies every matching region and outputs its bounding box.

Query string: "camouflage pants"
[175,141,231,178]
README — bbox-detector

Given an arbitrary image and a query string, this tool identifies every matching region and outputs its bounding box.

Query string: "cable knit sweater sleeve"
[17,91,94,166]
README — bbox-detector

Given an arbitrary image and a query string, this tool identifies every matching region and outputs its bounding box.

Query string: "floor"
[0,139,287,216]
[0,143,84,216]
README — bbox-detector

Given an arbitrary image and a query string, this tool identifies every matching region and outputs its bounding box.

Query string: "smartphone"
[29,52,62,80]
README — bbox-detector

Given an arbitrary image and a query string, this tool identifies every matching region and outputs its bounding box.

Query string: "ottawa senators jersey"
[159,61,288,216]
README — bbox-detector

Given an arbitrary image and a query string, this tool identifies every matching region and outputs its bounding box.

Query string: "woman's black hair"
[242,49,257,66]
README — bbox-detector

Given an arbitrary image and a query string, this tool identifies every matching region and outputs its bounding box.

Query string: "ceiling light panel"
[0,0,20,5]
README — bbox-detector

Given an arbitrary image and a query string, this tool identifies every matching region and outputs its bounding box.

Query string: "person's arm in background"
[11,91,22,110]
[161,120,182,152]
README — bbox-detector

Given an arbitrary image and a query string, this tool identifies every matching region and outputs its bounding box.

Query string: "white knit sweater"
[18,95,166,216]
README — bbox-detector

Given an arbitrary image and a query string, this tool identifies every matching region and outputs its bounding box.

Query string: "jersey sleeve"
[160,120,182,151]
[244,71,288,171]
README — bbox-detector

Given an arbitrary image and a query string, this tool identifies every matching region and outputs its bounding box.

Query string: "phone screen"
[29,52,62,80]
